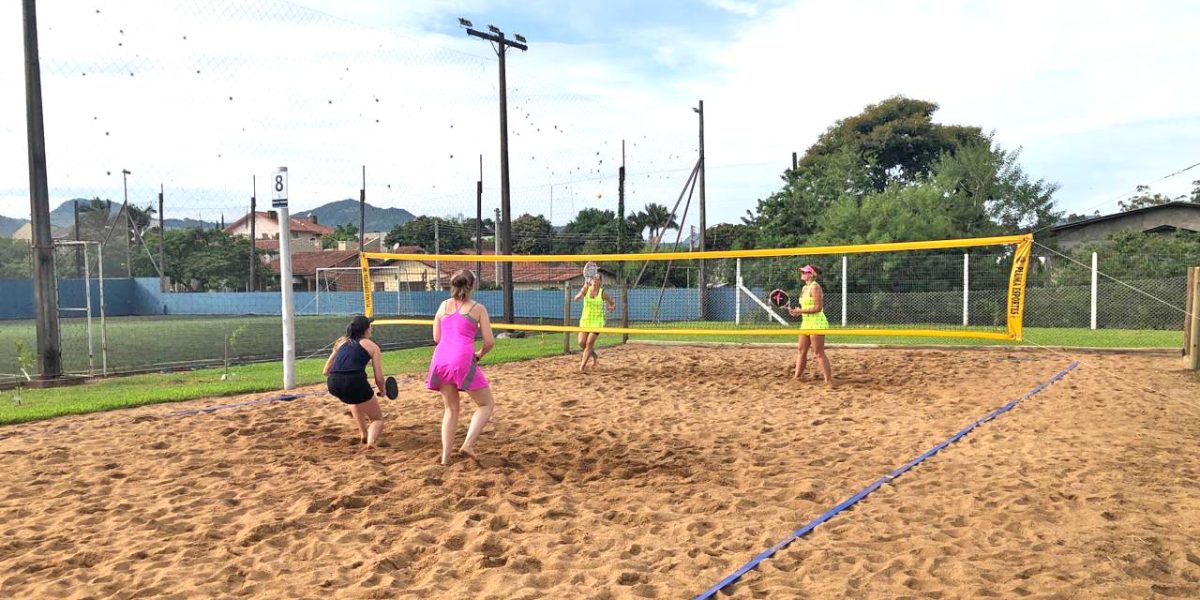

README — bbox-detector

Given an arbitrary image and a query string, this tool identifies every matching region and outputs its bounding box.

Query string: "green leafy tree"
[511,213,554,254]
[638,203,679,241]
[553,208,641,255]
[0,239,32,279]
[704,223,757,251]
[322,223,359,249]
[163,228,255,291]
[384,216,471,253]
[1119,184,1182,212]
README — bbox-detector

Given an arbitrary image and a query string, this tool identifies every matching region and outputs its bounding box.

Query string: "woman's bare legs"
[439,384,461,464]
[812,335,833,386]
[793,335,811,379]
[458,387,495,462]
[348,405,369,444]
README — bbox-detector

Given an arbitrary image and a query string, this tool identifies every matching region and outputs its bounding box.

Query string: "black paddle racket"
[769,288,791,309]
[384,376,398,400]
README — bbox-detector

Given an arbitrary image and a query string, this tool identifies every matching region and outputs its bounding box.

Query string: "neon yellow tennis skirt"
[800,311,829,330]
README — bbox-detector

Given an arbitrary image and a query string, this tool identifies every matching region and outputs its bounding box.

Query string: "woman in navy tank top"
[323,315,386,448]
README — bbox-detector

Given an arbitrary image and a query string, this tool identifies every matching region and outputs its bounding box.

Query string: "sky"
[2,0,1198,230]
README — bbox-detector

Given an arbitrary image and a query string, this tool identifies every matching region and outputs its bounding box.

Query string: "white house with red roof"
[224,210,333,253]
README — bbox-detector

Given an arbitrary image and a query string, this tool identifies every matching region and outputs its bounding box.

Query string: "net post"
[360,254,376,318]
[1005,236,1033,341]
[1090,251,1098,330]
[563,282,571,355]
[841,255,848,327]
[1185,266,1199,370]
[620,277,629,344]
[97,242,108,375]
[735,258,741,326]
[962,253,969,327]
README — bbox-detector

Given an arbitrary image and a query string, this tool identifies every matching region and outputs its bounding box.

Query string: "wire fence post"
[735,258,741,325]
[1186,266,1199,370]
[562,281,570,355]
[962,253,970,327]
[841,255,848,327]
[1090,251,1098,330]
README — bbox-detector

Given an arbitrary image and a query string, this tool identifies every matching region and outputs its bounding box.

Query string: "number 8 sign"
[272,167,289,207]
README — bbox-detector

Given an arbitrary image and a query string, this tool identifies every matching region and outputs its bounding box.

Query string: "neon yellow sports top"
[580,287,606,329]
[799,283,829,330]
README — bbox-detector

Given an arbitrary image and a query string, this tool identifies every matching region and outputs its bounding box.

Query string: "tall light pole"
[693,101,707,320]
[122,169,132,277]
[461,18,527,324]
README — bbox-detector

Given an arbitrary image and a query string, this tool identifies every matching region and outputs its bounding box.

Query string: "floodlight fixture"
[458,17,473,28]
[488,24,502,34]
[514,34,527,43]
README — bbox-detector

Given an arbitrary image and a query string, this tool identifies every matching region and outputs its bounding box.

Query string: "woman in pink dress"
[427,270,496,465]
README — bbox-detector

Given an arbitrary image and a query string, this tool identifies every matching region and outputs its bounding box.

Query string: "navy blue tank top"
[329,338,371,374]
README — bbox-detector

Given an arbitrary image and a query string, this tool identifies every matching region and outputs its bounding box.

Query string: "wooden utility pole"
[1186,266,1199,370]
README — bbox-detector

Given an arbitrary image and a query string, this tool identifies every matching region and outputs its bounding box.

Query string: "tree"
[162,228,255,291]
[554,208,614,254]
[322,223,359,249]
[0,239,31,279]
[800,96,989,192]
[638,203,679,241]
[704,223,756,251]
[1119,184,1183,212]
[747,97,1059,249]
[384,216,471,253]
[511,213,553,254]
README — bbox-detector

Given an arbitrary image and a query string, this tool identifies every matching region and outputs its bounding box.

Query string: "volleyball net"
[355,234,1033,341]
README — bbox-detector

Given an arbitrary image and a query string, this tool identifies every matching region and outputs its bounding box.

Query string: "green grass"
[0,314,433,384]
[0,332,620,426]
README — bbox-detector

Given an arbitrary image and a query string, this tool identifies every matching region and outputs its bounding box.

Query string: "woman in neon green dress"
[573,272,615,372]
[788,264,833,385]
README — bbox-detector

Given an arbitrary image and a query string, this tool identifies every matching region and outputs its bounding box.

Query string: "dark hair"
[346,315,372,340]
[450,270,476,301]
[810,265,823,276]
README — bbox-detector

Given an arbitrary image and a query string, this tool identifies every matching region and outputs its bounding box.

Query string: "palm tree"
[640,203,678,241]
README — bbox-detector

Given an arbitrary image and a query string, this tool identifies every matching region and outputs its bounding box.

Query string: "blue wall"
[1,277,739,323]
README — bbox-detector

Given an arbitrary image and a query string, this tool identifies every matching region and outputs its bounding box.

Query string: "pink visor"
[799,265,816,274]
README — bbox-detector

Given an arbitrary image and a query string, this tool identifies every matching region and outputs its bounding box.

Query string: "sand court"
[2,345,1198,599]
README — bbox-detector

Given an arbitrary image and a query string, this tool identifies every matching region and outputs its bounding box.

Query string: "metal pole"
[476,155,483,284]
[494,208,502,291]
[1188,266,1200,370]
[275,167,295,390]
[841,255,848,327]
[962,253,970,327]
[23,0,62,378]
[159,185,166,292]
[619,141,628,343]
[1090,251,1098,330]
[97,243,107,375]
[82,243,94,374]
[696,100,707,321]
[359,165,366,250]
[735,258,741,325]
[249,179,256,291]
[123,170,132,277]
[73,200,83,277]
[562,282,570,355]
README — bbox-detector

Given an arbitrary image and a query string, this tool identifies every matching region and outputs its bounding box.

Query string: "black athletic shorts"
[327,373,374,405]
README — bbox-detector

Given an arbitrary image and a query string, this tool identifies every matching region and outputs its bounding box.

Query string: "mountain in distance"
[295,199,415,232]
[0,215,28,237]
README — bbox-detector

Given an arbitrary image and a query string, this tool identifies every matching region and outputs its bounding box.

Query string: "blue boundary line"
[694,361,1081,600]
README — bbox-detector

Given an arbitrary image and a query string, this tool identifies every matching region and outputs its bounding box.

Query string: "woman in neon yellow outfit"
[788,264,833,385]
[573,271,615,372]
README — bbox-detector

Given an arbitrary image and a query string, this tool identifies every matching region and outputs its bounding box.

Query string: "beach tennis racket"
[384,376,398,400]
[582,261,599,279]
[769,288,791,308]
